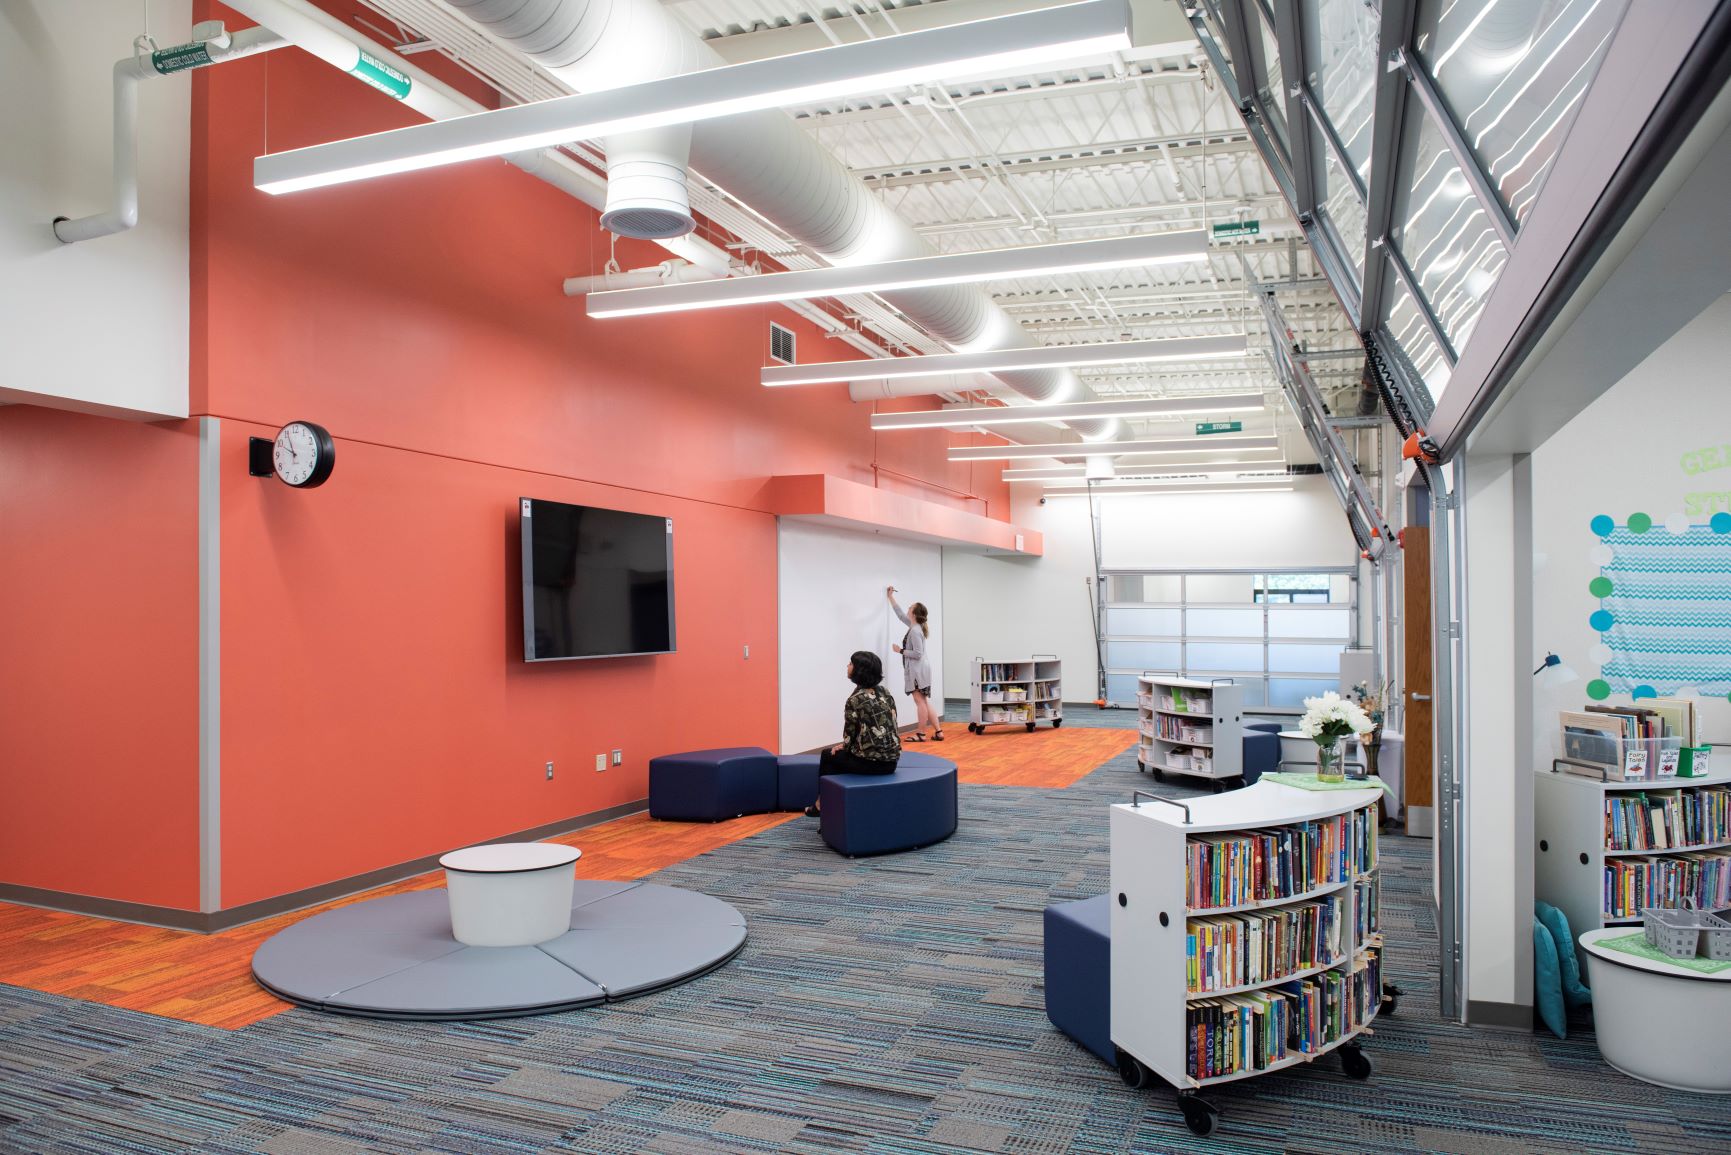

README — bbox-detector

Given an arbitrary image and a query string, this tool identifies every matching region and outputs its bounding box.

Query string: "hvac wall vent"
[769,322,795,365]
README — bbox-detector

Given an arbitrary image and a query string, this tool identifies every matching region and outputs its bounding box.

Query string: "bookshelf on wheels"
[1134,675,1245,792]
[1109,781,1386,1137]
[969,656,1063,733]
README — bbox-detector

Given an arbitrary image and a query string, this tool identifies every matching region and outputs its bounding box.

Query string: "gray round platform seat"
[819,750,957,856]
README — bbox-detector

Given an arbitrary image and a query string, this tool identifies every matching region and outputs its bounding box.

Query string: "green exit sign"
[1212,220,1260,239]
[1196,421,1243,435]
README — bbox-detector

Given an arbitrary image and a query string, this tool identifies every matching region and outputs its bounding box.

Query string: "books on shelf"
[1605,787,1731,852]
[1184,949,1381,1079]
[1163,686,1212,715]
[1354,875,1379,940]
[1604,851,1731,918]
[1560,706,1685,781]
[1185,893,1347,994]
[1185,809,1378,910]
[979,662,1025,682]
[1150,713,1211,744]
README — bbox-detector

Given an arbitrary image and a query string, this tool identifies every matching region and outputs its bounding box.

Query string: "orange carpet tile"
[0,809,797,1031]
[910,723,1138,789]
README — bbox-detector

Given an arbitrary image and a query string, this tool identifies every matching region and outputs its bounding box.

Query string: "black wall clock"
[248,421,335,488]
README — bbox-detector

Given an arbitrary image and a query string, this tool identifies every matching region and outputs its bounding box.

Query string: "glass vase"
[1316,737,1345,784]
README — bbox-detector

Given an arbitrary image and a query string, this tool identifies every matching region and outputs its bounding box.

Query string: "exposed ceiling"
[355,0,1374,452]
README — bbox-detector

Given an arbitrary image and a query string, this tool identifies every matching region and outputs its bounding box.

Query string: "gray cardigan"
[892,602,932,693]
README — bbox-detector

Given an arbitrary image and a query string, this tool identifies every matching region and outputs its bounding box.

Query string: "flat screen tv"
[520,498,675,661]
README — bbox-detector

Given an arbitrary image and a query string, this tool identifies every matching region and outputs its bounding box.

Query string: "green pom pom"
[1589,577,1614,598]
[1586,679,1612,701]
[1628,513,1653,534]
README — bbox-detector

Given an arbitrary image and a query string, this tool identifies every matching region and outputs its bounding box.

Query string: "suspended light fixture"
[1042,482,1294,498]
[949,434,1279,461]
[1003,456,1284,481]
[870,392,1261,432]
[255,0,1134,195]
[760,334,1248,386]
[586,229,1208,318]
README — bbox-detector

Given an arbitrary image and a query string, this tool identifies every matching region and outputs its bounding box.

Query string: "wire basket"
[1643,907,1708,958]
[1704,910,1731,962]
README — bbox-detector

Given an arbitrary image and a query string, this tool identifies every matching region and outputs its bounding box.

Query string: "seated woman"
[807,650,902,817]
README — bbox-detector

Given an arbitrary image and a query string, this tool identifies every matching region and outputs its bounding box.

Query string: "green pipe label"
[151,42,213,74]
[351,50,412,100]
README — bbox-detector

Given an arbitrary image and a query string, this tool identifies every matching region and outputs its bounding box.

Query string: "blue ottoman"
[1044,894,1113,1065]
[1242,729,1277,787]
[776,754,820,812]
[648,747,778,821]
[819,751,957,856]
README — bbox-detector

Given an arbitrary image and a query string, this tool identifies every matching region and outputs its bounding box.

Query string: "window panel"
[1187,642,1266,671]
[1303,0,1378,171]
[1330,574,1354,601]
[1105,606,1183,636]
[1105,640,1183,670]
[1384,268,1453,406]
[1268,677,1342,708]
[1269,642,1348,674]
[1389,96,1509,355]
[1106,672,1142,705]
[1187,608,1265,638]
[1187,574,1256,602]
[1254,2,1289,151]
[1269,607,1353,638]
[1319,146,1367,283]
[1414,0,1626,226]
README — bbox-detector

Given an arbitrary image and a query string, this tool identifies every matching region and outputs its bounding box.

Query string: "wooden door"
[1403,528,1434,832]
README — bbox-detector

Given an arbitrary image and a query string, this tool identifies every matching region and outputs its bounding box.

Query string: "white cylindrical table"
[1276,730,1404,819]
[439,842,580,947]
[1579,927,1731,1093]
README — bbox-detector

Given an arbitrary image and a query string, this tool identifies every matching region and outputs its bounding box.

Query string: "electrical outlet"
[595,753,606,772]
[611,749,623,766]
[545,761,554,780]
[743,644,750,659]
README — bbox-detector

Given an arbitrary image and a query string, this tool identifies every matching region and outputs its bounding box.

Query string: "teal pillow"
[1533,918,1567,1039]
[1535,901,1592,1009]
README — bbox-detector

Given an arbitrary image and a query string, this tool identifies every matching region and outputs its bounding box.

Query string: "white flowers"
[1299,691,1375,745]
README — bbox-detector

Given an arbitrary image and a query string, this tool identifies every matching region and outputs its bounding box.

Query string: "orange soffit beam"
[764,474,1041,555]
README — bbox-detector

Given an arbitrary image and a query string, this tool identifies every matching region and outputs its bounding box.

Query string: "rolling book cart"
[1134,674,1245,792]
[969,655,1063,733]
[1109,781,1386,1137]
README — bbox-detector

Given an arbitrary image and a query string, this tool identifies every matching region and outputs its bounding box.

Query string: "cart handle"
[1551,757,1609,781]
[1132,791,1192,824]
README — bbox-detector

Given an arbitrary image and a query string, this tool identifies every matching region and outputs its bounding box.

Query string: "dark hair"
[909,602,929,637]
[848,650,884,688]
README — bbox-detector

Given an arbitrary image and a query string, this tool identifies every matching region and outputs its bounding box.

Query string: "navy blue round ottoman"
[819,751,958,856]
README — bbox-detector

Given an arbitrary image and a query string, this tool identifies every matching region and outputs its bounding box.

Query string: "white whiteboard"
[777,520,943,754]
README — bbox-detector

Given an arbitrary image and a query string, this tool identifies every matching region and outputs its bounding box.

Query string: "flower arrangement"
[1349,680,1388,730]
[1300,691,1374,783]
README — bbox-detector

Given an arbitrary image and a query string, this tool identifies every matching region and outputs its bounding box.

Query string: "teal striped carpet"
[2,706,1727,1153]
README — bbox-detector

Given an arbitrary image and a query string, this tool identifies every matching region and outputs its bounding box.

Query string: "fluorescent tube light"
[1004,457,1283,481]
[761,334,1248,386]
[1043,484,1294,498]
[949,435,1279,461]
[870,392,1261,431]
[586,229,1207,318]
[256,0,1133,195]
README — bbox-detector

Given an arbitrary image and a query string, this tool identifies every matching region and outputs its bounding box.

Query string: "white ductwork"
[54,23,285,243]
[847,374,998,402]
[429,0,1122,442]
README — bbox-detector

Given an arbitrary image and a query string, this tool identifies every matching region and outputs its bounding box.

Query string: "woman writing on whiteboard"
[887,586,941,741]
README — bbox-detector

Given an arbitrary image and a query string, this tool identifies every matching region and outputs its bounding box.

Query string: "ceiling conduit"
[437,0,1123,442]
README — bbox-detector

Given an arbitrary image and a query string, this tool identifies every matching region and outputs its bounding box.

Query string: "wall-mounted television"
[520,498,675,661]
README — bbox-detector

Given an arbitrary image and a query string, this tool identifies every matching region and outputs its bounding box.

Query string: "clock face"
[273,422,327,487]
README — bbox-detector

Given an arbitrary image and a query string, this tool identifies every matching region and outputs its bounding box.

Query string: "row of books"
[1560,699,1700,781]
[1032,680,1060,699]
[1186,809,1379,910]
[1354,875,1379,941]
[1604,788,1730,852]
[1604,851,1731,919]
[1161,688,1212,715]
[1148,712,1210,743]
[1184,949,1381,1080]
[978,663,1030,681]
[1185,894,1347,994]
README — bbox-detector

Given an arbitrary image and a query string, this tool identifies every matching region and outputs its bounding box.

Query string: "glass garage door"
[1102,570,1357,709]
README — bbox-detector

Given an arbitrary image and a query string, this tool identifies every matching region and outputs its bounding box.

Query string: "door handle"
[1410,692,1432,701]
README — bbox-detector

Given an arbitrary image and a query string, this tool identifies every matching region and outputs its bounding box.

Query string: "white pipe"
[430,0,1122,441]
[847,374,996,402]
[54,25,284,244]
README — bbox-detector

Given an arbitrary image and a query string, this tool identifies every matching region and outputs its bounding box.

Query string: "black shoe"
[803,805,821,818]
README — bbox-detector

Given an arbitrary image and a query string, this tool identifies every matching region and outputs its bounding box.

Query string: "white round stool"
[438,842,581,947]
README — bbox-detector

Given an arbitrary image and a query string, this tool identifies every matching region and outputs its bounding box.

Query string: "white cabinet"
[1135,675,1244,790]
[969,657,1062,733]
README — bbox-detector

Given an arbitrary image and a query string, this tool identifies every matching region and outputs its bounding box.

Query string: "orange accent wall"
[187,2,1010,907]
[0,408,201,908]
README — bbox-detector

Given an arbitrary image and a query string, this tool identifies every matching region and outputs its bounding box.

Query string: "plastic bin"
[1705,911,1731,962]
[1643,907,1708,958]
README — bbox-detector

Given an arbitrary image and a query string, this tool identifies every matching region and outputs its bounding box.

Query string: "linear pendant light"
[761,334,1248,386]
[949,434,1279,462]
[1042,483,1294,498]
[255,0,1133,195]
[870,391,1260,432]
[1001,455,1282,480]
[586,228,1207,318]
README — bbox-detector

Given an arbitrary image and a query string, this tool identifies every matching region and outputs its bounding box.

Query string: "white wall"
[0,0,191,419]
[1530,293,1731,748]
[777,520,943,754]
[942,477,1361,702]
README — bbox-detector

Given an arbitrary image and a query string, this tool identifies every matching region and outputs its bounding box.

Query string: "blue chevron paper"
[1593,524,1731,696]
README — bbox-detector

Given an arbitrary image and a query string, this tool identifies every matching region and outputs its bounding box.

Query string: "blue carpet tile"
[2,705,1728,1153]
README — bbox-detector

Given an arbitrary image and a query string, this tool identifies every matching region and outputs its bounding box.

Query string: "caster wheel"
[1027,722,1037,732]
[1340,1044,1372,1081]
[1151,766,1166,783]
[968,723,979,734]
[1210,780,1227,794]
[1178,1094,1220,1137]
[1380,982,1402,1017]
[1225,776,1247,791]
[1116,1050,1152,1091]
[1052,718,1063,728]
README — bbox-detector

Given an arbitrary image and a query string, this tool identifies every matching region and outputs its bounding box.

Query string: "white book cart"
[1134,674,1245,792]
[1109,781,1388,1137]
[968,655,1063,734]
